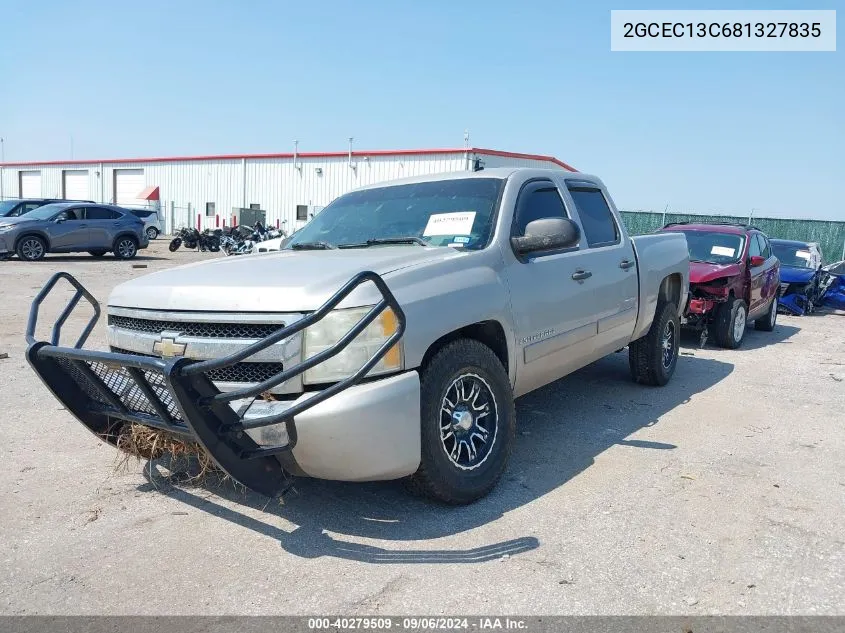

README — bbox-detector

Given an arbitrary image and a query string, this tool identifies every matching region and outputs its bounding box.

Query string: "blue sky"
[0,0,842,219]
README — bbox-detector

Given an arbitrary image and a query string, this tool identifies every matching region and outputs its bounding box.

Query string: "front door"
[748,233,779,317]
[47,207,89,250]
[503,179,599,396]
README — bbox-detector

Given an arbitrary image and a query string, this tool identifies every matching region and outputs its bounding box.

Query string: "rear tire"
[715,297,747,349]
[407,339,515,505]
[755,296,778,331]
[113,236,138,259]
[145,227,159,240]
[16,235,46,261]
[628,300,680,386]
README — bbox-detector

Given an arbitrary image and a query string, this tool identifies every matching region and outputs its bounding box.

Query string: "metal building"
[0,147,575,234]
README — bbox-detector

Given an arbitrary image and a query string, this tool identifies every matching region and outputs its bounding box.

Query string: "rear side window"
[567,187,619,247]
[758,234,771,258]
[513,181,567,236]
[86,207,120,220]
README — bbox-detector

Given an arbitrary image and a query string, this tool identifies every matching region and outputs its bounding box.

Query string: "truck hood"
[108,246,464,312]
[689,261,742,284]
[779,265,815,284]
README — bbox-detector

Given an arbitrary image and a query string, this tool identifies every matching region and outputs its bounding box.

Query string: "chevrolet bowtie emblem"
[153,337,186,357]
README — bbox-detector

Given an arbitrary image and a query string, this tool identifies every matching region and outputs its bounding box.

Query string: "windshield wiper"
[290,241,336,250]
[339,236,430,249]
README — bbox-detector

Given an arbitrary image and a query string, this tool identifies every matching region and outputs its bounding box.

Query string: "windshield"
[285,178,504,250]
[677,230,745,264]
[19,203,68,220]
[772,242,814,268]
[0,201,20,217]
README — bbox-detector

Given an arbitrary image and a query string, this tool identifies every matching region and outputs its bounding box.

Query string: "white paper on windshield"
[795,250,811,260]
[423,211,476,237]
[711,246,736,257]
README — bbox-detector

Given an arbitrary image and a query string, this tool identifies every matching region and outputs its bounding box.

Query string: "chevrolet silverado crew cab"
[26,168,689,504]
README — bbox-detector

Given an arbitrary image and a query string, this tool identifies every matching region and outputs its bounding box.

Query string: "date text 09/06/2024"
[307,617,528,630]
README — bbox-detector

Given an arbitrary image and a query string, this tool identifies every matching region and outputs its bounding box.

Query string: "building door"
[19,171,41,198]
[113,169,144,205]
[63,170,90,200]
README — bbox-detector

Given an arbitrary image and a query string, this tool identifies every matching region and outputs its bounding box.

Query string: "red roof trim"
[0,147,576,171]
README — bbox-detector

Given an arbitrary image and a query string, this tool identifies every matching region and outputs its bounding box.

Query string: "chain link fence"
[621,211,845,263]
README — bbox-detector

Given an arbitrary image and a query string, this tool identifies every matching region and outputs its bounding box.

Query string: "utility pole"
[749,207,758,224]
[0,136,4,163]
[661,203,669,227]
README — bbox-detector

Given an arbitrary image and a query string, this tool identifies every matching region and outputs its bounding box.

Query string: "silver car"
[125,207,164,240]
[0,202,149,261]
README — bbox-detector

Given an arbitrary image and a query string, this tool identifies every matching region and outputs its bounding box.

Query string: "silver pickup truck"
[26,168,688,504]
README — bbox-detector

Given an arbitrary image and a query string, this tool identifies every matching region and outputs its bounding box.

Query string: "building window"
[206,202,216,216]
[296,205,308,221]
[249,203,260,210]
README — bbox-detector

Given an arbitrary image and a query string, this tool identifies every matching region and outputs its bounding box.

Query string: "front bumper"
[25,271,408,497]
[0,235,10,253]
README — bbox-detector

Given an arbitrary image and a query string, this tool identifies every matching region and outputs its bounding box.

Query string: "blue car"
[770,239,824,315]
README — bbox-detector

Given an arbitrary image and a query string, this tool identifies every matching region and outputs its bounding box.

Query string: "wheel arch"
[658,273,683,311]
[419,320,509,376]
[14,231,51,252]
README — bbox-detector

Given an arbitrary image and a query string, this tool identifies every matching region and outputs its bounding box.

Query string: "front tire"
[628,300,680,386]
[113,236,138,259]
[716,297,747,349]
[169,238,182,252]
[408,339,515,505]
[755,296,778,331]
[16,235,47,261]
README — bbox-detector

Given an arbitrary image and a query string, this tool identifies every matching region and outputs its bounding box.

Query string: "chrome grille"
[110,348,283,384]
[108,315,284,339]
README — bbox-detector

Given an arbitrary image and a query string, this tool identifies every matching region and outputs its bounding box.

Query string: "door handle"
[619,259,635,270]
[571,270,592,281]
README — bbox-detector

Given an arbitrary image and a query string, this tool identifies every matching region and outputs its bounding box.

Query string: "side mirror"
[749,255,765,267]
[511,218,580,256]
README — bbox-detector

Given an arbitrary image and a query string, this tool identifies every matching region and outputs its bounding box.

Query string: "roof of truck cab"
[355,168,598,190]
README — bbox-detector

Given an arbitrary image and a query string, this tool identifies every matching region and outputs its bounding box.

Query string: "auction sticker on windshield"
[423,212,476,236]
[711,246,736,257]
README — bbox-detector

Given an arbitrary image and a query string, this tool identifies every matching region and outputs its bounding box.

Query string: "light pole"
[1,136,4,163]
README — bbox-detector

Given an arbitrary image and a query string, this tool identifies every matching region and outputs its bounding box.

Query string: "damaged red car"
[659,223,780,348]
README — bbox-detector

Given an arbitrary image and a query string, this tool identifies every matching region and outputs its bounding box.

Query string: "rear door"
[48,207,90,250]
[561,180,639,355]
[85,206,123,248]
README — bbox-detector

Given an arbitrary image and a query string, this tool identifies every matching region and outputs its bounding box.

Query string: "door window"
[85,207,120,220]
[56,208,83,221]
[567,186,619,247]
[513,181,567,236]
[748,233,762,258]
[758,234,771,258]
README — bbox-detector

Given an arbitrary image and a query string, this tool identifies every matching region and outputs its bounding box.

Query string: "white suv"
[126,207,163,239]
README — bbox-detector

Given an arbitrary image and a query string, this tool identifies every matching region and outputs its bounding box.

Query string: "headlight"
[302,306,402,384]
[0,225,13,233]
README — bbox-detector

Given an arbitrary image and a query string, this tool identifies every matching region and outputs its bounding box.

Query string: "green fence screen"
[620,211,845,263]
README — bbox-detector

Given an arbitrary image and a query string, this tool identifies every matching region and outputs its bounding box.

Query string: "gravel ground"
[0,240,843,615]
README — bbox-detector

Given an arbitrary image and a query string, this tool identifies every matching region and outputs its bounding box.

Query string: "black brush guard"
[25,271,406,497]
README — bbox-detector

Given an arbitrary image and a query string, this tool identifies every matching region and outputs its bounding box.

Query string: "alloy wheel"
[439,373,498,471]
